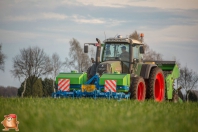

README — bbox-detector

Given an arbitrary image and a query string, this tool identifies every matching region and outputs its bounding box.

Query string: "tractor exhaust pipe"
[83,38,101,70]
[95,38,101,68]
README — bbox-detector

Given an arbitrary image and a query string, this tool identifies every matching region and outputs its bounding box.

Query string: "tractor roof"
[103,37,143,45]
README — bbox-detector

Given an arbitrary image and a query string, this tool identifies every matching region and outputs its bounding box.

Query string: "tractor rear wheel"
[147,67,165,102]
[130,77,146,101]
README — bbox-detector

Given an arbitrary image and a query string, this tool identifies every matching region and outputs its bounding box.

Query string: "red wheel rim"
[137,82,145,101]
[154,73,165,102]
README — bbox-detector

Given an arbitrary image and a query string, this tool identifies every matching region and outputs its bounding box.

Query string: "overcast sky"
[0,0,198,87]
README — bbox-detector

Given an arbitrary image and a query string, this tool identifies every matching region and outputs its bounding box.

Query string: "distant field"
[0,98,198,132]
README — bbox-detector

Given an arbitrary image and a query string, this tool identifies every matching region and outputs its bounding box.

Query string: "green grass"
[0,98,198,132]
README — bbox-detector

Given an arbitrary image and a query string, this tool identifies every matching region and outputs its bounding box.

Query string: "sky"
[0,0,198,87]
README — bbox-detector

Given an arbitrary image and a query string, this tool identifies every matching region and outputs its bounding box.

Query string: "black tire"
[130,77,146,101]
[147,67,165,102]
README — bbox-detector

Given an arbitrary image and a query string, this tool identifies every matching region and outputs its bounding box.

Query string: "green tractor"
[53,34,180,102]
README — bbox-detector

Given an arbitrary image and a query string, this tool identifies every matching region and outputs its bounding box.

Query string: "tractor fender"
[140,64,157,79]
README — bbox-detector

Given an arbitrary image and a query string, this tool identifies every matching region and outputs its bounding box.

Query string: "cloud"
[4,12,125,26]
[4,0,198,10]
[42,13,67,20]
[128,0,198,10]
[0,28,70,45]
[70,15,126,26]
[0,29,42,43]
[72,15,105,24]
[5,12,68,21]
[73,0,198,9]
[144,24,198,44]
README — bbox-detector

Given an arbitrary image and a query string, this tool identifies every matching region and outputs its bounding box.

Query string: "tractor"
[52,34,180,102]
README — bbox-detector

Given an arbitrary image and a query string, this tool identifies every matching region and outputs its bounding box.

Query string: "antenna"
[104,31,106,40]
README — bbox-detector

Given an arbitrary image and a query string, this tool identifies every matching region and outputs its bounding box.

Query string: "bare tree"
[51,53,62,92]
[11,46,53,97]
[129,31,163,61]
[89,47,96,59]
[0,44,6,71]
[178,65,198,101]
[129,31,141,40]
[64,38,91,72]
[143,45,163,61]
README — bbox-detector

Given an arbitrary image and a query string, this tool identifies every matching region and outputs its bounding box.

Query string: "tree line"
[0,39,94,97]
[0,86,18,97]
[0,32,198,100]
[0,77,54,97]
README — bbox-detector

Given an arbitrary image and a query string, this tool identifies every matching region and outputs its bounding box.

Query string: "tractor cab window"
[103,43,130,62]
[133,46,139,59]
[133,45,143,62]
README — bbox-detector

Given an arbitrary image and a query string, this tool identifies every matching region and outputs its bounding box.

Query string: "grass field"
[0,98,198,132]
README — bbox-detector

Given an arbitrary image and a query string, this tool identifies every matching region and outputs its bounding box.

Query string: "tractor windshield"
[102,43,130,62]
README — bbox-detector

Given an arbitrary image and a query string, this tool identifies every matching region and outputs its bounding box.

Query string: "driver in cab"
[120,46,129,61]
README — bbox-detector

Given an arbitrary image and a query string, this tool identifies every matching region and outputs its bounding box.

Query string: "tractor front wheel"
[147,67,165,102]
[130,77,146,101]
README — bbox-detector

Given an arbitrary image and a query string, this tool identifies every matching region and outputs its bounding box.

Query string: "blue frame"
[52,74,131,100]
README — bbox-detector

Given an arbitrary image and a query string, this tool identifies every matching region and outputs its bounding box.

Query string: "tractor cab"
[96,35,144,75]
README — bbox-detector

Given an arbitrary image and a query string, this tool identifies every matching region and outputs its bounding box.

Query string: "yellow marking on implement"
[82,85,96,92]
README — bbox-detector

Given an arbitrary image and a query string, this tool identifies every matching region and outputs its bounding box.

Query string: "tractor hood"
[97,61,122,76]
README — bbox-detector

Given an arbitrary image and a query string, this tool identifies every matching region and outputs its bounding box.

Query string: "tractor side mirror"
[140,46,144,54]
[84,45,88,53]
